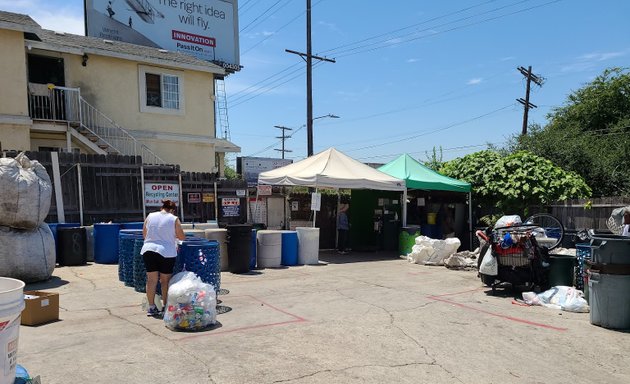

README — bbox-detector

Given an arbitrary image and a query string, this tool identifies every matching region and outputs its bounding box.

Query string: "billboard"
[85,0,240,71]
[237,157,293,187]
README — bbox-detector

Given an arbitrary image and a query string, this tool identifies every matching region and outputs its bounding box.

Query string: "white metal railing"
[28,84,165,164]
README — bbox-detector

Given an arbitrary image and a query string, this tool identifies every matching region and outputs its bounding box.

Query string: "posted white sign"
[144,182,180,206]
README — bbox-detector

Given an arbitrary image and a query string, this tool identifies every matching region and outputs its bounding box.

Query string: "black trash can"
[227,224,253,273]
[57,227,87,266]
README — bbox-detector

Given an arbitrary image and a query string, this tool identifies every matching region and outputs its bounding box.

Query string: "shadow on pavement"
[24,276,70,290]
[319,250,401,264]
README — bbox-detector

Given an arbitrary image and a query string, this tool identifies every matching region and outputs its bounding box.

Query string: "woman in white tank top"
[141,199,186,317]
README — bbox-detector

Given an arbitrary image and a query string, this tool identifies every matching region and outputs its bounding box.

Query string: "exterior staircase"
[28,84,165,164]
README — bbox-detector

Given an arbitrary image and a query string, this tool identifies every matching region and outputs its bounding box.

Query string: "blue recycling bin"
[94,223,122,264]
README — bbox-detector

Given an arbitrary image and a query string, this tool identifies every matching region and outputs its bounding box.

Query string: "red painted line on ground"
[429,287,484,298]
[175,295,307,340]
[250,295,306,322]
[427,295,567,331]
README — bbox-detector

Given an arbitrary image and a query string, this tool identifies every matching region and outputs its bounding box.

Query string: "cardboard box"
[21,291,59,326]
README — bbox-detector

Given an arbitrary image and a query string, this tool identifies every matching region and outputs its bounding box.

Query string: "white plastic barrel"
[204,229,229,272]
[296,227,320,265]
[0,277,25,384]
[257,230,282,268]
[193,222,219,230]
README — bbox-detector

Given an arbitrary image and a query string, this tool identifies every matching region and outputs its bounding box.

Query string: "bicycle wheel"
[524,213,564,250]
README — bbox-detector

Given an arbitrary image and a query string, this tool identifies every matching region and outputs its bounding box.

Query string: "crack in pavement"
[332,289,462,383]
[67,267,97,290]
[104,308,217,384]
[271,361,461,383]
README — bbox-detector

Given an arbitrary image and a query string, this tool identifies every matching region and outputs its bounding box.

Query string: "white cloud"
[406,58,419,63]
[467,78,483,85]
[34,11,85,35]
[500,56,515,61]
[1,1,85,35]
[579,51,625,61]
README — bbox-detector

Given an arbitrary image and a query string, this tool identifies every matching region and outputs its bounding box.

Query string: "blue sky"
[4,0,629,166]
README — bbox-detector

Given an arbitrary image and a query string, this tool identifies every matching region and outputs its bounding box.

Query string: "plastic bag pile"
[407,236,461,265]
[164,271,217,331]
[522,286,589,313]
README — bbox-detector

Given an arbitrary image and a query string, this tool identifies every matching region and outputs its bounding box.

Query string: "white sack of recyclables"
[407,236,461,265]
[0,153,52,229]
[522,286,589,313]
[0,223,56,283]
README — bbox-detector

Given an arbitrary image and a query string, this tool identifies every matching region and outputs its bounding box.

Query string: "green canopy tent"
[378,153,472,246]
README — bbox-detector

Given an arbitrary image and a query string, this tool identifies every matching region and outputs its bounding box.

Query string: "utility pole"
[517,65,544,136]
[274,125,292,230]
[274,125,293,159]
[286,0,335,157]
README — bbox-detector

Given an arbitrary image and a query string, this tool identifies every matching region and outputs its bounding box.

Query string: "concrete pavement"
[17,251,630,384]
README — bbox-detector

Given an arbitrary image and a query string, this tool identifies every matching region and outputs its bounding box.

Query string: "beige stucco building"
[0,10,239,173]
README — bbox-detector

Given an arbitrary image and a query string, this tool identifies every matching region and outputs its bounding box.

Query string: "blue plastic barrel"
[94,223,122,264]
[281,230,298,266]
[175,240,221,293]
[121,222,144,230]
[132,237,146,293]
[119,230,143,285]
[250,229,258,270]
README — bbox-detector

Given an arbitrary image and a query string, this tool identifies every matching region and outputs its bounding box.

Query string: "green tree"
[440,150,591,222]
[509,67,630,196]
[223,166,240,180]
[423,146,443,171]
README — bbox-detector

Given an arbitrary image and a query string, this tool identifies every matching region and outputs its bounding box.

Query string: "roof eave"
[26,40,226,75]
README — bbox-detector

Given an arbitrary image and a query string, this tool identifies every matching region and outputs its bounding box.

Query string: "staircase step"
[97,144,109,150]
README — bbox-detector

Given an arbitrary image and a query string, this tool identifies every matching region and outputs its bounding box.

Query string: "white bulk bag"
[0,153,52,229]
[0,224,56,283]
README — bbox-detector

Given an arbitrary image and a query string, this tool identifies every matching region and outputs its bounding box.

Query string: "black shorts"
[142,251,176,274]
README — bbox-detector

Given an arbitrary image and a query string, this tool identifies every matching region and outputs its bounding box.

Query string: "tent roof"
[378,153,471,193]
[258,148,406,191]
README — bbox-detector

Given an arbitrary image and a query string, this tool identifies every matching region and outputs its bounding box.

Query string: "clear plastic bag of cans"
[163,271,217,331]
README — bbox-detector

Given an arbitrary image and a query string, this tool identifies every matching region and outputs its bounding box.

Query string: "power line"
[241,0,327,55]
[342,104,516,153]
[318,0,501,55]
[230,61,326,108]
[228,0,562,108]
[240,0,287,33]
[333,0,563,59]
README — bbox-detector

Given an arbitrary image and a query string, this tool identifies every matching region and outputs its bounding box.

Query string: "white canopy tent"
[258,148,407,226]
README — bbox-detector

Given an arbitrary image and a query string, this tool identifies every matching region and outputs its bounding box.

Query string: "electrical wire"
[334,0,563,59]
[240,0,288,33]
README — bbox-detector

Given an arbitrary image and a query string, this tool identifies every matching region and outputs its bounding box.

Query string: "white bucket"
[296,227,320,265]
[0,277,25,384]
[257,230,282,268]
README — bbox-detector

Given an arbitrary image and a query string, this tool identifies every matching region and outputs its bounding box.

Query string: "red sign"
[172,30,216,47]
[188,193,201,203]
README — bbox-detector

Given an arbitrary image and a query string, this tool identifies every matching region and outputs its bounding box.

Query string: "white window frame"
[138,65,185,115]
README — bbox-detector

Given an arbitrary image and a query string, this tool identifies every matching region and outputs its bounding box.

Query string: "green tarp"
[378,154,471,193]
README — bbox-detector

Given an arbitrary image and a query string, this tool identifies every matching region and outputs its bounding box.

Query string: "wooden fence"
[2,151,248,225]
[547,197,630,231]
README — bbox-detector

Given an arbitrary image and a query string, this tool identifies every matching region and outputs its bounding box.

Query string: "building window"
[145,73,180,109]
[139,66,184,115]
